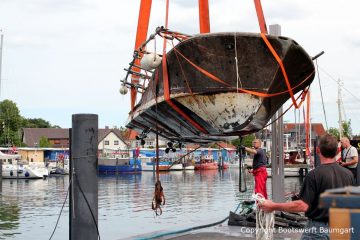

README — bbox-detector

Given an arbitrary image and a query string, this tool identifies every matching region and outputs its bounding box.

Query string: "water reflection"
[0,169,301,240]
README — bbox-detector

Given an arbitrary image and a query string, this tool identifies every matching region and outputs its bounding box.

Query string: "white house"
[98,128,129,152]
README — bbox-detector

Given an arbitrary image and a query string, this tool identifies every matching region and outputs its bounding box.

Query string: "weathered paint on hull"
[126,32,315,143]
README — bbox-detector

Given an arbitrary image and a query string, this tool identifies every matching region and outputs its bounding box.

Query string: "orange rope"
[260,33,299,108]
[172,45,315,99]
[264,87,309,128]
[161,0,208,134]
[172,40,223,133]
[305,91,311,156]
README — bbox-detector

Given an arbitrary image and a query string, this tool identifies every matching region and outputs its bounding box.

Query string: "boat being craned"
[124,31,315,143]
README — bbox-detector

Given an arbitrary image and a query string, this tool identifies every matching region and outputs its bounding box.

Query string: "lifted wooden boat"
[125,31,315,143]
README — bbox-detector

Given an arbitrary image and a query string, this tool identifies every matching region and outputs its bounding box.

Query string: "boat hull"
[141,162,183,171]
[2,164,49,179]
[98,158,141,174]
[126,32,315,143]
[195,162,219,170]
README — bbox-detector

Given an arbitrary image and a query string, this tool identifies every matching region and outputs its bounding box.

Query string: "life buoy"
[10,170,13,176]
[25,172,30,177]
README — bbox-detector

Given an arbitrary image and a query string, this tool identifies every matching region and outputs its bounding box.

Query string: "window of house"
[114,140,119,145]
[146,141,153,146]
[104,140,109,145]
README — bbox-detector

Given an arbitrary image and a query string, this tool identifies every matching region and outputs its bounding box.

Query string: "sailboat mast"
[0,31,3,99]
[337,79,343,139]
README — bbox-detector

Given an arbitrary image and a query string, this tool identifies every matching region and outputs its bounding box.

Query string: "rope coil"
[253,193,274,240]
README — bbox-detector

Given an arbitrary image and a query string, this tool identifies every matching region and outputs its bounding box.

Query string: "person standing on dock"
[340,137,358,182]
[259,134,354,240]
[243,139,268,199]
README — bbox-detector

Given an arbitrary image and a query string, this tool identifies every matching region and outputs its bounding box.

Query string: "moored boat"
[195,159,219,170]
[141,159,183,171]
[98,157,141,174]
[1,151,48,179]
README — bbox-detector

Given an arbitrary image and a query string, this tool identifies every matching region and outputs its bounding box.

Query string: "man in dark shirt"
[259,134,354,239]
[244,139,268,199]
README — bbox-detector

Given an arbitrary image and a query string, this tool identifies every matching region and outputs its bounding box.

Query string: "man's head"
[340,137,350,149]
[318,134,338,159]
[252,139,261,149]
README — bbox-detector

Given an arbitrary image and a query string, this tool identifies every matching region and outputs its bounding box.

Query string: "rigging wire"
[234,32,243,89]
[315,60,328,130]
[318,65,360,103]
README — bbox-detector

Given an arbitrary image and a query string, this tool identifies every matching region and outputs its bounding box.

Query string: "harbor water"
[0,169,302,240]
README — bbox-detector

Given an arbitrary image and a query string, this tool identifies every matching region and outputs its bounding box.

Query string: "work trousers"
[253,166,268,199]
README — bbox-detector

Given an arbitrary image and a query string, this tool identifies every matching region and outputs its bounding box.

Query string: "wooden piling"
[69,114,98,240]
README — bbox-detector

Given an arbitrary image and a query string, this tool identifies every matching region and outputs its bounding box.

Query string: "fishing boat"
[194,157,219,170]
[124,30,315,144]
[195,161,218,170]
[98,157,141,174]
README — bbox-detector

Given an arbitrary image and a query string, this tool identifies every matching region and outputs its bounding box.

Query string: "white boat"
[48,157,70,175]
[266,167,301,177]
[141,160,183,171]
[1,151,49,179]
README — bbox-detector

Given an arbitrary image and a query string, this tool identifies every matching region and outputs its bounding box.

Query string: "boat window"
[9,159,12,164]
[104,140,109,145]
[114,140,119,145]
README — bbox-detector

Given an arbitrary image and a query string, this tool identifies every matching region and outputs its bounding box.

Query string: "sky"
[0,0,360,134]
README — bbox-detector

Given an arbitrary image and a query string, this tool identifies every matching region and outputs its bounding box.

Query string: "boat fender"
[141,53,162,71]
[25,172,30,177]
[119,84,128,95]
[10,170,13,176]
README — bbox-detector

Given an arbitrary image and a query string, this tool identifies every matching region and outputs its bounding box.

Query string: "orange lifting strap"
[199,0,210,33]
[253,0,268,34]
[172,45,315,99]
[131,0,152,111]
[305,92,311,156]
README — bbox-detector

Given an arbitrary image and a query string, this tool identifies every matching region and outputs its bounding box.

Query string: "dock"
[131,225,302,240]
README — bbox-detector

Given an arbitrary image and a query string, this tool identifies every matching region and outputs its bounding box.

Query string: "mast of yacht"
[337,79,343,139]
[0,30,3,99]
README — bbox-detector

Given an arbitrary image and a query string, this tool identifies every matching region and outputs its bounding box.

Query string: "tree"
[38,136,52,148]
[0,100,22,146]
[327,127,339,139]
[327,120,352,139]
[342,120,352,139]
[231,134,256,148]
[22,118,52,128]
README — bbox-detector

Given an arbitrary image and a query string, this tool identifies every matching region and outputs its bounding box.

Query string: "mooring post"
[69,114,98,240]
